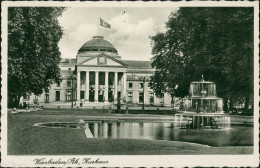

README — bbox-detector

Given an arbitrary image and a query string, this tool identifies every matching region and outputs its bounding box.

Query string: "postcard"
[1,1,259,167]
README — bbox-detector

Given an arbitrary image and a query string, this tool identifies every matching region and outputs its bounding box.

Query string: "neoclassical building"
[26,36,172,106]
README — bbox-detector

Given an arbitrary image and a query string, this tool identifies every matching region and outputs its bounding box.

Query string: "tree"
[8,7,66,107]
[150,7,254,112]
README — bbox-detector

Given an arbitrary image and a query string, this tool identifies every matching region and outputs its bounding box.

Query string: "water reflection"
[34,121,253,147]
[83,121,252,147]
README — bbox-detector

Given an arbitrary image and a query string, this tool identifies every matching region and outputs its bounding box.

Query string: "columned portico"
[76,69,127,104]
[76,50,128,104]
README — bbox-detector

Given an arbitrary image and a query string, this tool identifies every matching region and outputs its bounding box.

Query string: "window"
[89,72,95,85]
[66,91,72,101]
[68,68,71,70]
[140,83,143,88]
[81,74,85,85]
[128,92,133,103]
[139,92,144,103]
[80,91,85,99]
[57,83,61,87]
[67,81,71,87]
[129,83,133,88]
[99,72,105,85]
[149,92,154,104]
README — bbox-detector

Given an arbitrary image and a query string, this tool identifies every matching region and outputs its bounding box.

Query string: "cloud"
[106,13,157,60]
[58,9,164,60]
[59,23,97,58]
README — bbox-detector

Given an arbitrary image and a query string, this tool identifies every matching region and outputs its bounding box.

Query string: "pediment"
[78,54,127,67]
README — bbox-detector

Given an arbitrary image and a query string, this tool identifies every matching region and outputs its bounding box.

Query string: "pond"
[34,120,253,147]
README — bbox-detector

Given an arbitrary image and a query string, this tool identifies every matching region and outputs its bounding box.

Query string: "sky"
[58,7,178,61]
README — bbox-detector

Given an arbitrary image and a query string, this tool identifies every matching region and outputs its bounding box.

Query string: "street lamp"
[68,73,77,109]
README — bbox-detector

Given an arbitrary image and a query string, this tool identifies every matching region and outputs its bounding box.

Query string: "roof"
[78,36,117,53]
[59,58,76,66]
[122,60,153,69]
[60,58,154,71]
[127,75,151,81]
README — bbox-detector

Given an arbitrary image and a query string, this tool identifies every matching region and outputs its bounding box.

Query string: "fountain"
[174,75,231,129]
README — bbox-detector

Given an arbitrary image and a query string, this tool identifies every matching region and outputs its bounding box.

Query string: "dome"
[78,36,117,54]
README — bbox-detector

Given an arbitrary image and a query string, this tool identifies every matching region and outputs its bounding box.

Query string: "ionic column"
[114,72,118,101]
[123,72,127,101]
[94,123,98,138]
[95,71,99,102]
[105,71,109,103]
[111,122,117,138]
[77,71,81,101]
[85,71,89,102]
[103,122,108,138]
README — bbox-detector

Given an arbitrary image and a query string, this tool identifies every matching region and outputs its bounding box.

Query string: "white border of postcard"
[1,1,259,167]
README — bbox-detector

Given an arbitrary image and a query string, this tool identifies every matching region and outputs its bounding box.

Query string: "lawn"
[7,109,253,155]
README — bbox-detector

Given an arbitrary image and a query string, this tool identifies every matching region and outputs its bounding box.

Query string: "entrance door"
[56,91,60,101]
[89,89,95,102]
[99,89,104,102]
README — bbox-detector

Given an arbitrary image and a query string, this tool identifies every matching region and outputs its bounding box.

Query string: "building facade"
[26,36,172,106]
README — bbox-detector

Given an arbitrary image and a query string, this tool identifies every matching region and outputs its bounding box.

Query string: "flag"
[100,18,111,28]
